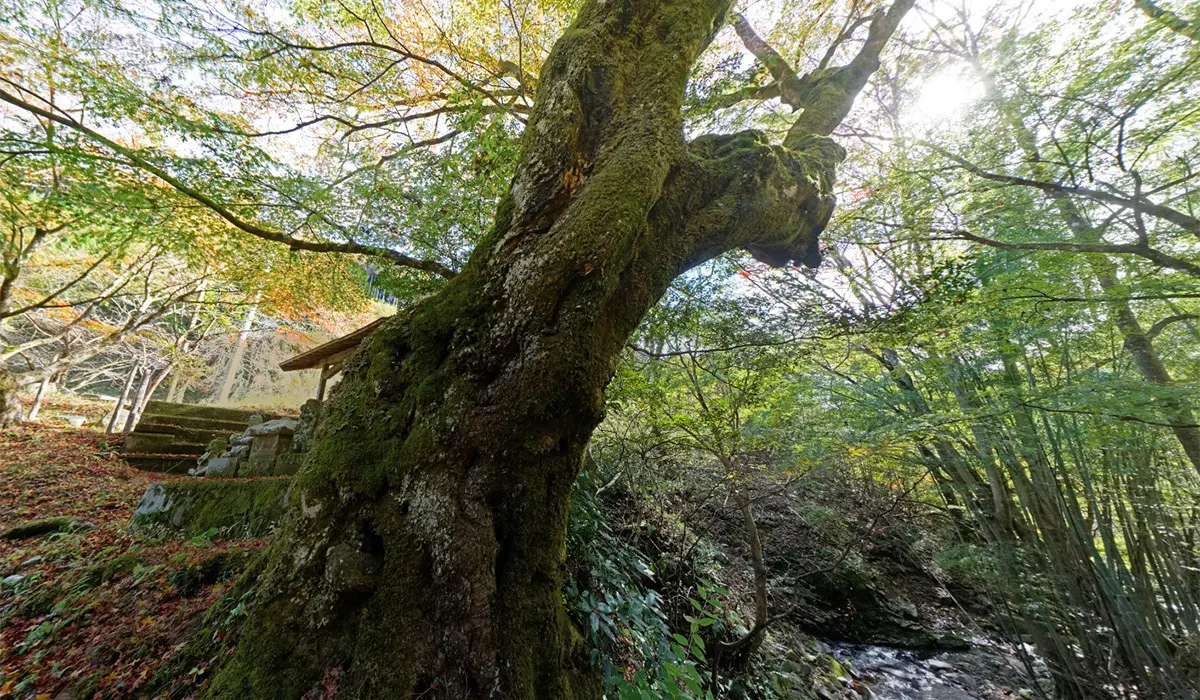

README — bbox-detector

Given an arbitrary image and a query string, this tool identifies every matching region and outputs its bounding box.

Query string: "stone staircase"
[121,401,280,473]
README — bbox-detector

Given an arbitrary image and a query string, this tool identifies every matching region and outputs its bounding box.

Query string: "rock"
[890,597,920,620]
[274,453,307,476]
[2,574,24,586]
[135,484,171,517]
[238,456,276,478]
[246,418,299,437]
[204,457,236,477]
[101,408,130,428]
[928,659,955,672]
[60,414,88,428]
[2,516,97,540]
[781,658,813,677]
[130,479,291,540]
[19,555,45,569]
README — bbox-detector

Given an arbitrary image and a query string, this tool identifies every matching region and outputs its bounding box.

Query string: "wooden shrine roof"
[279,317,388,372]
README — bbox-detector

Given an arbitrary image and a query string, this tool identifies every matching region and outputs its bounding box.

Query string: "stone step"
[122,454,198,474]
[136,415,249,437]
[122,432,208,457]
[141,401,282,425]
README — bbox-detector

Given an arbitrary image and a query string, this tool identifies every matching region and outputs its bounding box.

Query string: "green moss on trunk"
[195,0,857,696]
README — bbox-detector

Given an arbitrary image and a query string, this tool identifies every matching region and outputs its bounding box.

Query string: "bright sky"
[907,0,1098,125]
[741,0,1101,128]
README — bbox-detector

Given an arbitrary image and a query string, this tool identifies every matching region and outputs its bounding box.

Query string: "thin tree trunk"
[165,372,184,403]
[0,369,22,427]
[990,82,1200,479]
[136,365,173,420]
[107,363,138,434]
[26,374,50,421]
[216,304,257,405]
[122,366,151,434]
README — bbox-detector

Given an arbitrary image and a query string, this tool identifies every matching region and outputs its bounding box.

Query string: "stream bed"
[830,639,1049,700]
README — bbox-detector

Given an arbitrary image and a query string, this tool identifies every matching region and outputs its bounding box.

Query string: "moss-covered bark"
[194,0,903,697]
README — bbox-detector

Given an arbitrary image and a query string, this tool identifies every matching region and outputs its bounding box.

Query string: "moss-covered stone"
[130,479,291,540]
[2,516,96,540]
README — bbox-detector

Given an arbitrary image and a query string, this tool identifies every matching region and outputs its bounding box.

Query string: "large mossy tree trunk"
[201,1,907,697]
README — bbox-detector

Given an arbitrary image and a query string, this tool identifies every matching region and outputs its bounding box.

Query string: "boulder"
[204,457,236,477]
[135,484,170,516]
[60,414,88,428]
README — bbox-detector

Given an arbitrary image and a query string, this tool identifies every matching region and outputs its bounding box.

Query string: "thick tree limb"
[0,87,458,279]
[730,1,914,141]
[729,13,807,105]
[1135,0,1200,41]
[786,0,915,140]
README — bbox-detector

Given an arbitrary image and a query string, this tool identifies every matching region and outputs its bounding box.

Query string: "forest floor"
[0,419,264,698]
[0,397,1043,699]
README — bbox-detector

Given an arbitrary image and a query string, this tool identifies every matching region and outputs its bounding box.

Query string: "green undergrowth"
[566,470,719,699]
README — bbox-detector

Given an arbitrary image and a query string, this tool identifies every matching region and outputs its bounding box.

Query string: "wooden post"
[316,363,329,402]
